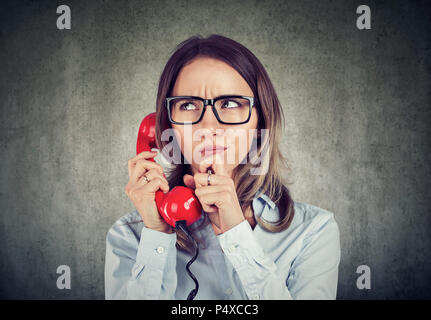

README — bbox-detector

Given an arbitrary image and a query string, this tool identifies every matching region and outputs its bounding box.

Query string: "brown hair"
[153,34,294,252]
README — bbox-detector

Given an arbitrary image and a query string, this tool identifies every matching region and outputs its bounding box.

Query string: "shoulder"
[292,201,337,228]
[290,201,340,247]
[254,193,338,235]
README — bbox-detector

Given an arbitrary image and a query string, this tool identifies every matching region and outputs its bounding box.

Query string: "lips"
[199,145,227,157]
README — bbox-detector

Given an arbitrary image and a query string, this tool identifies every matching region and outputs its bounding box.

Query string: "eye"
[179,101,198,111]
[221,100,241,109]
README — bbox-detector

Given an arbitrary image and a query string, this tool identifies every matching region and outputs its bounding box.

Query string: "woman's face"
[171,56,259,178]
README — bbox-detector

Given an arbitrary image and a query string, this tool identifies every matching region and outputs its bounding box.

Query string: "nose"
[198,104,222,130]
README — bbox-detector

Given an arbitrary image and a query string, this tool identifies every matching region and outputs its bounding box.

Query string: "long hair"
[154,34,294,252]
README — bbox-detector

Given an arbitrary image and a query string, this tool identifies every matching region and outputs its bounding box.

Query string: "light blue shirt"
[104,194,341,300]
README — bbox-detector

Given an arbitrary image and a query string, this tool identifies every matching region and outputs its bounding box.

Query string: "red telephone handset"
[136,112,202,228]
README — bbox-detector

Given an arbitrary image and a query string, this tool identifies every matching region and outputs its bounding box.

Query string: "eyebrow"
[171,94,249,99]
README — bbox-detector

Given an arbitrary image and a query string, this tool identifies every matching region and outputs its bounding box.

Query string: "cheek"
[171,125,183,148]
[228,128,259,164]
[171,125,198,163]
[240,111,259,158]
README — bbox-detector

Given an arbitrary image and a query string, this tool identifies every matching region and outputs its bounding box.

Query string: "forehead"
[172,56,253,97]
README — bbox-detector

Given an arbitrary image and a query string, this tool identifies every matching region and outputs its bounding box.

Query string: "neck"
[244,206,256,230]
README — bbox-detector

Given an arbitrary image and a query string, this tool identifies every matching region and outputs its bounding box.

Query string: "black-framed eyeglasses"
[166,95,254,125]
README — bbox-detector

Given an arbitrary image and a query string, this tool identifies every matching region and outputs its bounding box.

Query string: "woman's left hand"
[183,168,245,235]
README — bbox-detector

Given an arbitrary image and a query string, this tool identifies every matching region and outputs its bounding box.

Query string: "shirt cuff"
[217,220,267,271]
[134,227,177,273]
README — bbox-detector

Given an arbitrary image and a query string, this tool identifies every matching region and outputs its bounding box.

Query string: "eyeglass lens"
[169,97,251,124]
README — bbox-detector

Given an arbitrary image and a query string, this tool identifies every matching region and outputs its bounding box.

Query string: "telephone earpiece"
[136,112,202,227]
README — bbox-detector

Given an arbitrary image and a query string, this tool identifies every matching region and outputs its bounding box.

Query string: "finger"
[197,157,215,174]
[128,151,158,178]
[183,174,196,189]
[131,158,165,183]
[193,172,234,188]
[129,178,169,203]
[142,176,170,194]
[198,192,224,213]
[195,185,229,197]
[138,169,169,188]
[211,163,230,177]
[199,197,219,213]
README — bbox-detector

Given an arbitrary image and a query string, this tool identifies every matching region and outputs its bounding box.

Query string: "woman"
[105,34,340,300]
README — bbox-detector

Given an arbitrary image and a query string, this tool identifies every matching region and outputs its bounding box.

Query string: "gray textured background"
[1,0,430,299]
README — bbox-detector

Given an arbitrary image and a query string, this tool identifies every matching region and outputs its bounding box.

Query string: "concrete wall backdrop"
[0,0,430,299]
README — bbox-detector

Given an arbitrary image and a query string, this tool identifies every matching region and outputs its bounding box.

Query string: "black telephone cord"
[175,220,199,300]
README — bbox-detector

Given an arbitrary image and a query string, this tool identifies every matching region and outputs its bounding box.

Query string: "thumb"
[212,164,230,177]
[183,174,196,189]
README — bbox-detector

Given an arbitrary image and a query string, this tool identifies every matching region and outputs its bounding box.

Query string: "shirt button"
[225,288,233,295]
[252,294,260,300]
[156,246,165,254]
[228,245,237,253]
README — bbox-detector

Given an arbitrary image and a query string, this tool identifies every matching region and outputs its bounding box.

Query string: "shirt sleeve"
[104,222,178,300]
[286,215,341,299]
[217,215,340,300]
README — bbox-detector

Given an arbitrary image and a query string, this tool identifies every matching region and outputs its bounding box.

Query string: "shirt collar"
[252,189,280,223]
[254,190,276,210]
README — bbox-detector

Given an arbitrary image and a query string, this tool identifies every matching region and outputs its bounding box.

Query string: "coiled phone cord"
[175,220,199,300]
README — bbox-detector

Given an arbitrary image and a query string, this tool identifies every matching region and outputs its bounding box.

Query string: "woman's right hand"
[124,151,173,234]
